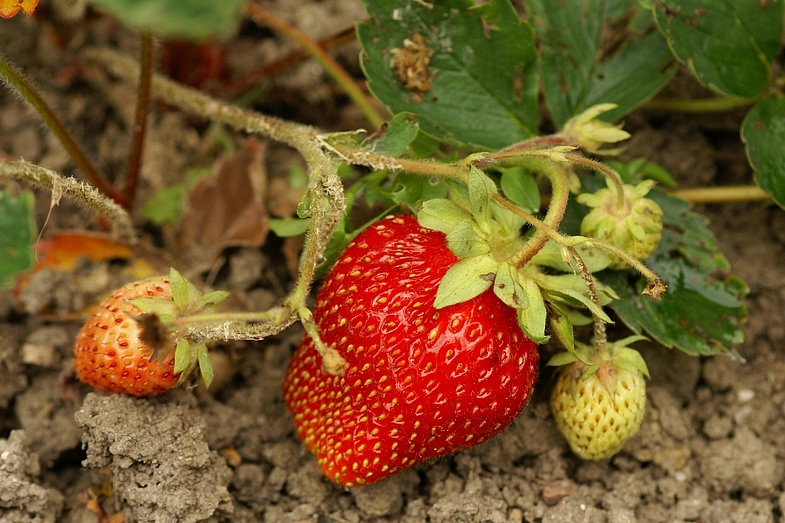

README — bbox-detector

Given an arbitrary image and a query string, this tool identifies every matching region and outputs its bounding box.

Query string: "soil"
[2,3,785,523]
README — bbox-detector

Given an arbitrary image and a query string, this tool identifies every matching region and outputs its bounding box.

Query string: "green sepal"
[434,254,498,309]
[197,290,231,311]
[531,240,610,273]
[417,198,472,234]
[549,303,575,355]
[546,350,580,368]
[543,286,613,325]
[446,219,491,258]
[493,262,529,309]
[129,298,177,321]
[196,343,214,389]
[174,338,193,376]
[169,267,199,309]
[467,167,496,236]
[517,279,549,344]
[612,343,650,379]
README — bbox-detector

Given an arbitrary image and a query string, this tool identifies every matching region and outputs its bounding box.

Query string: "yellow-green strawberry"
[549,338,649,460]
[577,179,663,269]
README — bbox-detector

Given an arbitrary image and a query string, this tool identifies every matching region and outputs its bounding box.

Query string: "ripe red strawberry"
[73,270,227,397]
[283,214,539,487]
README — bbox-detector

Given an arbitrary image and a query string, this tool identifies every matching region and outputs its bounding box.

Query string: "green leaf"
[434,254,497,309]
[128,298,177,321]
[742,94,785,209]
[652,0,783,98]
[603,189,748,356]
[529,0,676,126]
[499,166,540,213]
[367,112,420,156]
[386,172,448,209]
[0,189,35,289]
[90,0,244,40]
[196,290,230,311]
[357,0,539,148]
[268,217,312,238]
[581,32,677,122]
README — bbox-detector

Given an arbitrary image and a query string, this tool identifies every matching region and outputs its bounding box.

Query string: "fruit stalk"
[0,157,136,242]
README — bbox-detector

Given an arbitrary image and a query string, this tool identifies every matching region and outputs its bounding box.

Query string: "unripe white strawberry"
[549,340,649,460]
[578,179,663,269]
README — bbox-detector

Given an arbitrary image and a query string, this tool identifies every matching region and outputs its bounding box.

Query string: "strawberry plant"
[3,0,779,501]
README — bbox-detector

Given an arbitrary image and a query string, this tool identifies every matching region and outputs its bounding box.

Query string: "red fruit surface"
[73,276,179,397]
[283,214,539,487]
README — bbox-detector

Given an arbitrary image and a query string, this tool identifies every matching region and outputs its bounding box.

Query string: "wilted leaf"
[178,138,269,269]
[0,0,38,18]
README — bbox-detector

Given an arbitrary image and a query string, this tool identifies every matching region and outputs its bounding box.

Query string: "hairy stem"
[85,48,345,356]
[493,193,665,297]
[563,153,626,208]
[505,158,571,268]
[566,246,607,348]
[0,158,136,242]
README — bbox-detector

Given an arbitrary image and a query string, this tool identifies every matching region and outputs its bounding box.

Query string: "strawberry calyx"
[547,335,650,388]
[577,178,664,270]
[417,167,618,346]
[128,267,229,389]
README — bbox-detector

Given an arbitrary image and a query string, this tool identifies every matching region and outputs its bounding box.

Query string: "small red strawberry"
[73,269,228,397]
[283,214,539,487]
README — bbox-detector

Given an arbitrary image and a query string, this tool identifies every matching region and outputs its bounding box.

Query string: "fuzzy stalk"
[0,157,135,242]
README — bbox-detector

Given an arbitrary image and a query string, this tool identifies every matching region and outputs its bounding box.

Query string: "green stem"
[0,54,126,207]
[505,158,571,268]
[644,95,752,114]
[493,194,665,298]
[122,32,154,209]
[563,153,626,208]
[670,185,771,204]
[245,3,386,130]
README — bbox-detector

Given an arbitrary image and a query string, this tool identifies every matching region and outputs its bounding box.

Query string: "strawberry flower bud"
[562,103,630,154]
[578,179,664,269]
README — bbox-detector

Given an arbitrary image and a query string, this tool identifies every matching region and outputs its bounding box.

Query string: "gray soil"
[2,3,785,522]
